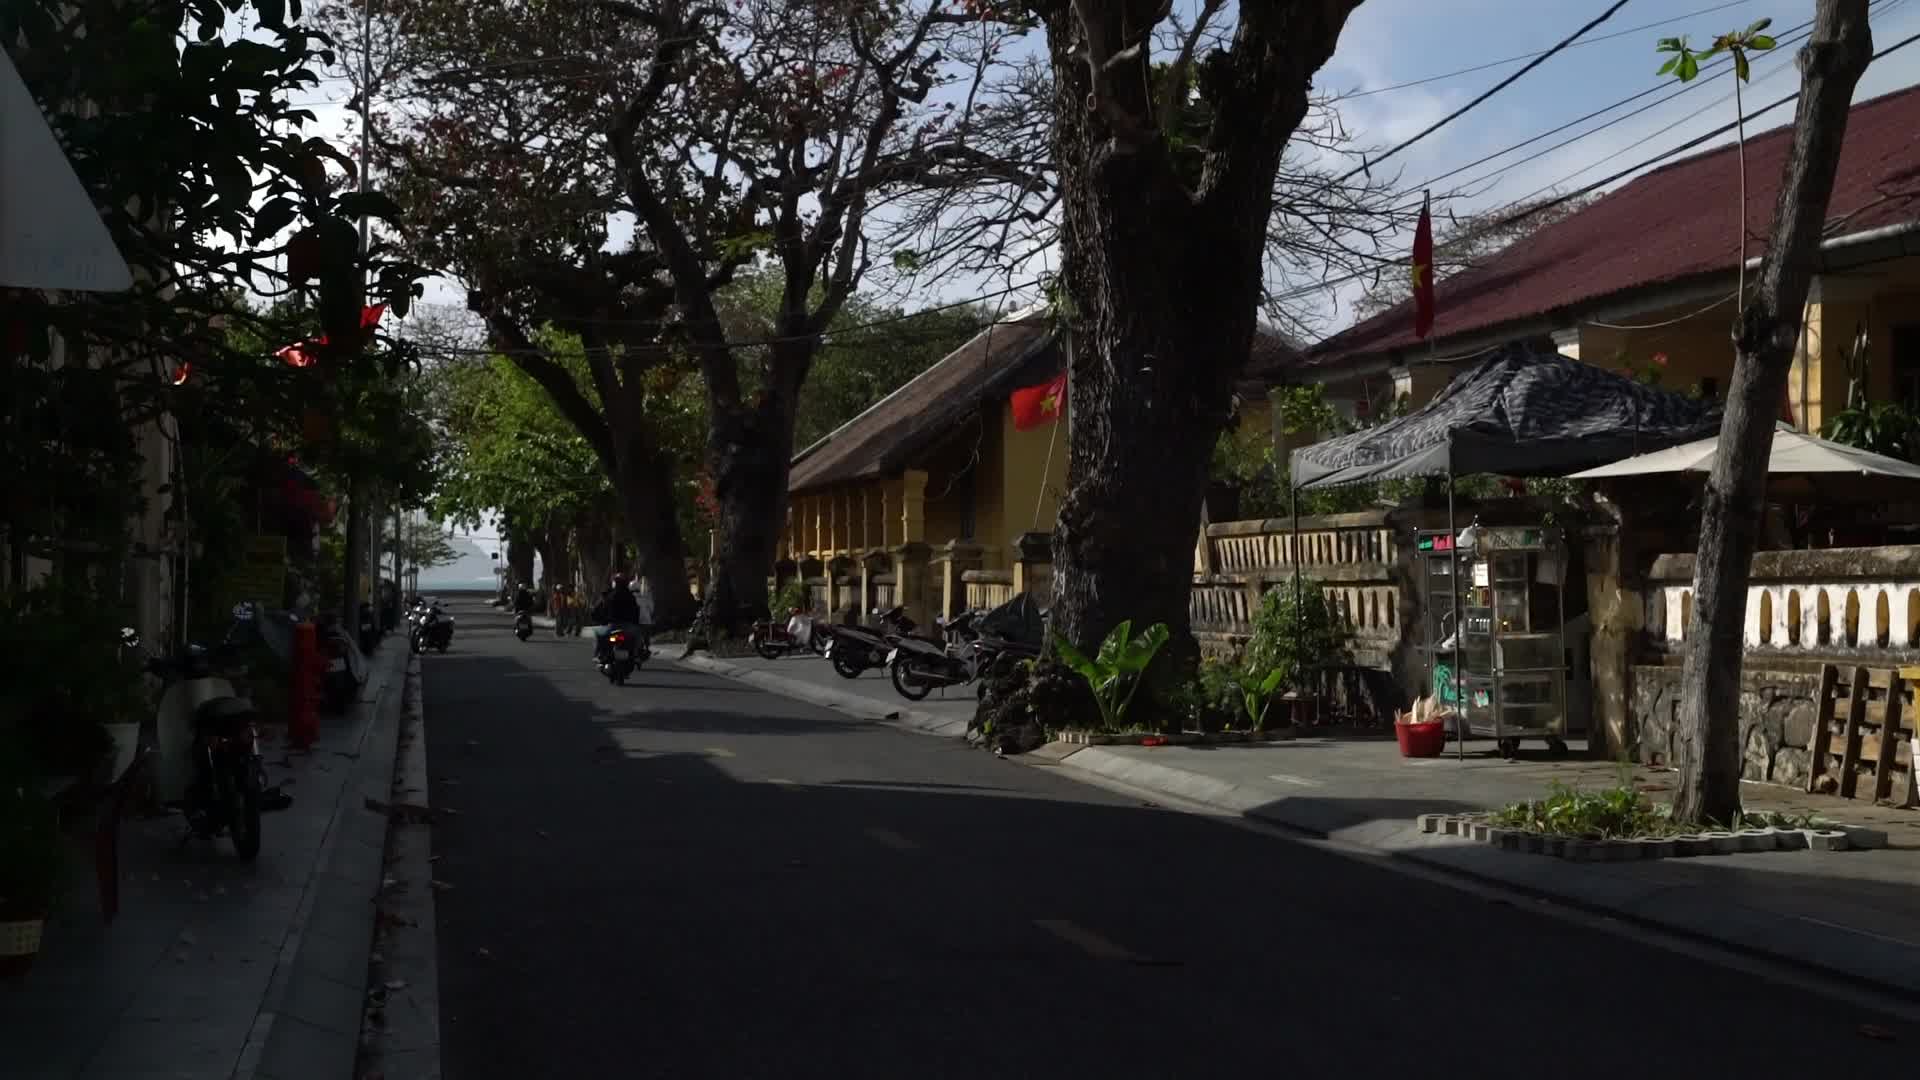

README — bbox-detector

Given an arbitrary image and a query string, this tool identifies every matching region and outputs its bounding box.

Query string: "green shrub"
[1490,781,1673,839]
[771,579,812,617]
[1244,584,1350,697]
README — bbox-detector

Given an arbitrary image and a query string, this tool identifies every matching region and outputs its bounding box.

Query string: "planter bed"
[1415,813,1887,861]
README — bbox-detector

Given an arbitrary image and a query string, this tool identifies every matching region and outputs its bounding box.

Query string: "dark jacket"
[607,586,640,626]
[513,587,536,613]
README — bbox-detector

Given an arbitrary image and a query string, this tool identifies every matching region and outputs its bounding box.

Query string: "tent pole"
[1449,470,1464,763]
[1290,481,1304,707]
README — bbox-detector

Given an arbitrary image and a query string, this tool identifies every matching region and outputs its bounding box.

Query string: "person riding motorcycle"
[513,582,536,615]
[593,573,644,664]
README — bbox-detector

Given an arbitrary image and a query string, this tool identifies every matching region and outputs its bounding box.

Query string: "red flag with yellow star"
[1010,371,1066,431]
[1412,190,1435,339]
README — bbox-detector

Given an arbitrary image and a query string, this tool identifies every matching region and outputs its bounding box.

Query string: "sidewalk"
[1,638,412,1080]
[695,652,1920,999]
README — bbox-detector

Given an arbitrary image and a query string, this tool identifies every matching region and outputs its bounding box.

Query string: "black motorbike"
[120,613,289,861]
[410,601,454,653]
[823,606,918,679]
[597,626,650,685]
[885,609,986,701]
[513,610,534,641]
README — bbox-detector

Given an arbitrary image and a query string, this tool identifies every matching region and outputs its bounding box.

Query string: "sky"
[284,0,1920,339]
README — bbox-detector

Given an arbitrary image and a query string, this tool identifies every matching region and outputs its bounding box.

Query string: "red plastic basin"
[1396,719,1447,758]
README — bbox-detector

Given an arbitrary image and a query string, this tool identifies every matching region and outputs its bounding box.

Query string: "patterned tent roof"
[1290,346,1722,488]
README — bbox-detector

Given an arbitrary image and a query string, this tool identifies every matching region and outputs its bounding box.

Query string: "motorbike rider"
[513,581,537,616]
[593,573,643,664]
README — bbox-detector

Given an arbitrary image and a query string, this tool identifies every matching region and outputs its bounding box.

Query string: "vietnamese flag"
[1412,190,1435,340]
[1010,371,1066,431]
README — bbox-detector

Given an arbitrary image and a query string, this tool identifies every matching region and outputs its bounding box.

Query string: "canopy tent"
[1289,346,1722,489]
[1568,425,1920,493]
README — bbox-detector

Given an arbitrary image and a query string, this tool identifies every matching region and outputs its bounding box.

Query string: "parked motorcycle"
[823,606,916,679]
[597,626,650,685]
[885,609,986,701]
[119,605,288,861]
[410,600,454,653]
[749,608,826,660]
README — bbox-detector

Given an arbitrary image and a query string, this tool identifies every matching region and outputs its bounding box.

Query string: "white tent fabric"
[1568,427,1920,482]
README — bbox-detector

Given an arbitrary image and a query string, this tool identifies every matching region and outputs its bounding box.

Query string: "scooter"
[513,610,534,641]
[885,609,985,702]
[749,608,825,660]
[410,601,454,653]
[822,606,916,679]
[120,605,288,861]
[597,626,650,685]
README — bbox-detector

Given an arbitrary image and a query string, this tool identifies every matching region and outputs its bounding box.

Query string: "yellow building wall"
[994,397,1069,569]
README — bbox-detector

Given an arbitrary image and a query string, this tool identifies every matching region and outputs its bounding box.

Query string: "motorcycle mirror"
[120,627,141,647]
[871,607,880,616]
[231,601,256,621]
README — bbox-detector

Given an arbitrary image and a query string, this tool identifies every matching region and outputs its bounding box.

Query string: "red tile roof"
[1311,81,1920,367]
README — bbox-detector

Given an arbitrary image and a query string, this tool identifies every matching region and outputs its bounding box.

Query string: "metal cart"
[1461,526,1570,757]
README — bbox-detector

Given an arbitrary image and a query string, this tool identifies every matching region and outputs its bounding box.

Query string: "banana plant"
[1236,667,1287,731]
[1053,620,1171,731]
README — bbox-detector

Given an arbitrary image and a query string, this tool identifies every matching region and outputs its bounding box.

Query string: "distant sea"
[415,536,541,592]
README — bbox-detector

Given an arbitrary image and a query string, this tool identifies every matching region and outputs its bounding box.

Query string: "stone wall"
[1632,664,1819,789]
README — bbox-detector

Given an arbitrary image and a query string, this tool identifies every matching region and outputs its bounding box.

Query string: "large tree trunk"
[576,509,613,597]
[506,533,535,593]
[612,428,698,627]
[542,518,574,593]
[1039,1,1357,713]
[699,402,794,636]
[1673,0,1872,825]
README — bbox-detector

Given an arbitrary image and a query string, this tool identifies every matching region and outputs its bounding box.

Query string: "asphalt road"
[421,598,1907,1078]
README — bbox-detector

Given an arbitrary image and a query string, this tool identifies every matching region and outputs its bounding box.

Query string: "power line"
[1344,0,1756,99]
[1273,27,1920,310]
[1335,0,1636,185]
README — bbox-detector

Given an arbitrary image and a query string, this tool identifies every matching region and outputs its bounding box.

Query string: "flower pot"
[103,722,141,783]
[0,918,45,978]
[1395,720,1447,758]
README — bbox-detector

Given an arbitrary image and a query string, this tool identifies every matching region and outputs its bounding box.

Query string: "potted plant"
[0,772,61,978]
[1243,585,1350,729]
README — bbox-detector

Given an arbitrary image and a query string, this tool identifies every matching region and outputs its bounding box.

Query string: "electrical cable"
[1344,0,1756,99]
[1334,0,1636,185]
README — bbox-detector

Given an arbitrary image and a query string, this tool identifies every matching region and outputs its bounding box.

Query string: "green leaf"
[1745,17,1773,35]
[1051,636,1101,683]
[1656,56,1679,77]
[1259,668,1285,694]
[256,0,287,28]
[1094,619,1134,672]
[1679,54,1699,81]
[890,249,921,271]
[1749,34,1776,50]
[1115,622,1169,675]
[1734,51,1750,82]
[253,196,299,243]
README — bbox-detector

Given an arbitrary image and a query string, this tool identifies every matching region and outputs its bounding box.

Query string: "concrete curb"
[679,654,970,738]
[1049,746,1920,1000]
[359,660,441,1080]
[247,641,411,1080]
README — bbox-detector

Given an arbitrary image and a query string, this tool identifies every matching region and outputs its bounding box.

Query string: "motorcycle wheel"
[832,653,865,680]
[808,634,829,657]
[409,632,423,655]
[228,760,263,861]
[611,660,633,685]
[890,660,933,702]
[753,637,784,661]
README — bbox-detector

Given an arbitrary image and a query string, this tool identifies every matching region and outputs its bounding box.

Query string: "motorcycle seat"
[196,695,257,732]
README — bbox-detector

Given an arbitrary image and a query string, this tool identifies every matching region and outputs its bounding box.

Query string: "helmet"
[613,572,631,588]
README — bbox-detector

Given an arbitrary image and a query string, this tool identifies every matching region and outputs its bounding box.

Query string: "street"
[422,598,1906,1078]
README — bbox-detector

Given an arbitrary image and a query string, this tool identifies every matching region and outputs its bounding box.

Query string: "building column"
[891,541,933,627]
[932,541,985,619]
[899,469,927,544]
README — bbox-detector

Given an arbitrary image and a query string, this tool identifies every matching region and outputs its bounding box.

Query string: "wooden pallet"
[1810,665,1917,806]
